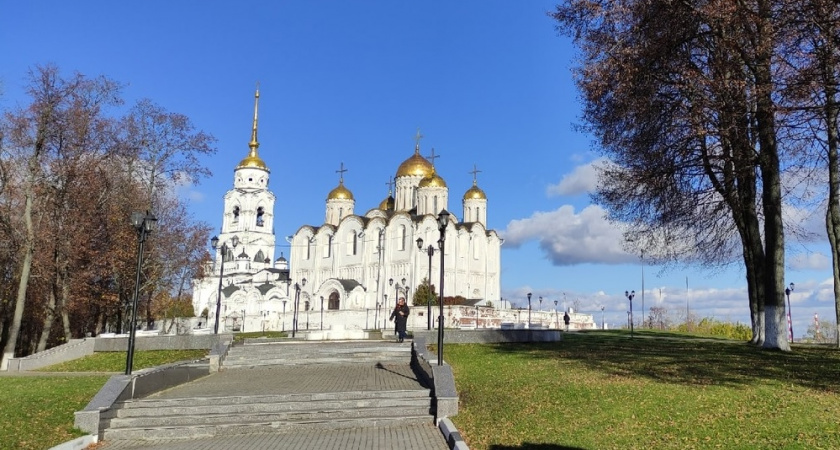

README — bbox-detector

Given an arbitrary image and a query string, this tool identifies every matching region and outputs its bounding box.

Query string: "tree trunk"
[1,182,35,369]
[36,286,57,353]
[755,0,787,351]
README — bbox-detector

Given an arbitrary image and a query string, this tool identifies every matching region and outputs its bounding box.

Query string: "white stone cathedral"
[192,90,503,333]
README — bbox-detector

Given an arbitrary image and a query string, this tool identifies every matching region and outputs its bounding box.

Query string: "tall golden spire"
[248,83,260,155]
[236,84,269,171]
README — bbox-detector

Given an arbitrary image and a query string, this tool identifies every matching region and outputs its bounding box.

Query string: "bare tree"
[553,0,791,349]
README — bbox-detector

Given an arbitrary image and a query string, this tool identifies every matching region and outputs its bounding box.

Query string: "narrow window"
[256,207,264,227]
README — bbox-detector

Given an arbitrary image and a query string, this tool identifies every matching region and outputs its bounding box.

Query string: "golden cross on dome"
[469,164,482,184]
[427,148,440,167]
[414,128,424,153]
[336,162,348,183]
[385,176,395,194]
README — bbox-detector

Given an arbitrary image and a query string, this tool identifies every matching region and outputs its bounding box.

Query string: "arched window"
[306,239,311,260]
[256,207,264,227]
[254,250,265,262]
[324,235,332,258]
[433,196,438,214]
[232,206,240,224]
[328,292,340,310]
[399,225,406,251]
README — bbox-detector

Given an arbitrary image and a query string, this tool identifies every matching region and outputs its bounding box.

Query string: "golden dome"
[396,145,434,178]
[237,151,268,170]
[327,181,354,201]
[463,182,487,200]
[379,195,395,211]
[419,169,447,188]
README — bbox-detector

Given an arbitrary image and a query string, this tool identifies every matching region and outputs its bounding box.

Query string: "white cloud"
[502,204,634,265]
[546,158,605,197]
[788,252,830,271]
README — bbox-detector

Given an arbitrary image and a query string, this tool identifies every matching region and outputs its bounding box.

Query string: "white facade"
[288,141,503,325]
[192,92,504,333]
[192,89,293,333]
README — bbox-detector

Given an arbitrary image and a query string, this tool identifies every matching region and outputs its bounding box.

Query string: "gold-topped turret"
[464,164,486,199]
[327,162,354,200]
[395,129,433,178]
[419,167,447,188]
[237,85,269,171]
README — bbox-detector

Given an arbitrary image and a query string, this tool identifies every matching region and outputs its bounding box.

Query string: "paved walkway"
[94,362,450,450]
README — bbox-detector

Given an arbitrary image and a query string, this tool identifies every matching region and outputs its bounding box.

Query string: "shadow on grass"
[489,444,586,450]
[484,330,840,392]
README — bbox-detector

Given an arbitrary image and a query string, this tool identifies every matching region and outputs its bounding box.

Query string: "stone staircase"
[101,340,433,442]
[223,340,412,368]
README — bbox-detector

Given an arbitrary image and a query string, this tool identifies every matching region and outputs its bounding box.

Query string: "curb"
[439,417,470,449]
[48,434,96,450]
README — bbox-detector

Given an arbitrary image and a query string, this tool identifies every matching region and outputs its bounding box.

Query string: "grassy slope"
[448,331,840,450]
[0,349,207,450]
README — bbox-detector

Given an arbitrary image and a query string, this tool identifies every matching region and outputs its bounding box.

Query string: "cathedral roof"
[463,181,486,200]
[327,180,354,200]
[256,282,275,295]
[236,87,269,172]
[396,144,434,178]
[418,167,447,188]
[221,284,240,298]
[378,194,395,211]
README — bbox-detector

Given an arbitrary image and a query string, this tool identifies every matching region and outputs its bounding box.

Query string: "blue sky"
[1,1,835,336]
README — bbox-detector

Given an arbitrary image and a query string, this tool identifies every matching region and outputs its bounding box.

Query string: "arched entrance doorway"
[328,292,340,310]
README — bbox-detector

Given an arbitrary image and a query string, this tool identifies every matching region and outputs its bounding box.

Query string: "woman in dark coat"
[390,297,410,342]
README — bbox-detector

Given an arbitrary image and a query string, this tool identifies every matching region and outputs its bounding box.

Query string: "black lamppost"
[539,296,543,311]
[554,300,559,329]
[211,235,239,334]
[416,237,436,330]
[292,278,306,337]
[785,282,795,342]
[390,278,399,308]
[305,300,310,330]
[125,211,157,376]
[527,292,532,328]
[437,209,450,366]
[320,295,325,330]
[625,290,635,337]
[601,306,605,330]
[282,300,287,331]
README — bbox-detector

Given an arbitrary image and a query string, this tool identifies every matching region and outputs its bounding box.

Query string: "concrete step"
[222,341,412,368]
[115,391,431,418]
[103,413,432,441]
[118,389,431,411]
[110,404,432,428]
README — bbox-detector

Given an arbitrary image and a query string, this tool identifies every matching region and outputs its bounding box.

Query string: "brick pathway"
[94,362,450,450]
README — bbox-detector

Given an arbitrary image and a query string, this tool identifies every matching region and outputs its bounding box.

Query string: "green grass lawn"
[0,349,208,450]
[447,330,840,450]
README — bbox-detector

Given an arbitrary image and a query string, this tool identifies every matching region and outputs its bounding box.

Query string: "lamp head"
[389,278,393,286]
[527,292,532,301]
[231,235,240,248]
[402,277,406,285]
[211,235,219,249]
[437,209,451,231]
[302,277,307,287]
[790,282,795,291]
[130,211,145,230]
[416,237,424,250]
[143,211,157,232]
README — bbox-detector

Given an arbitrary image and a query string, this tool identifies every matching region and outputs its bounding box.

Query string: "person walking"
[390,297,410,342]
[563,311,571,331]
